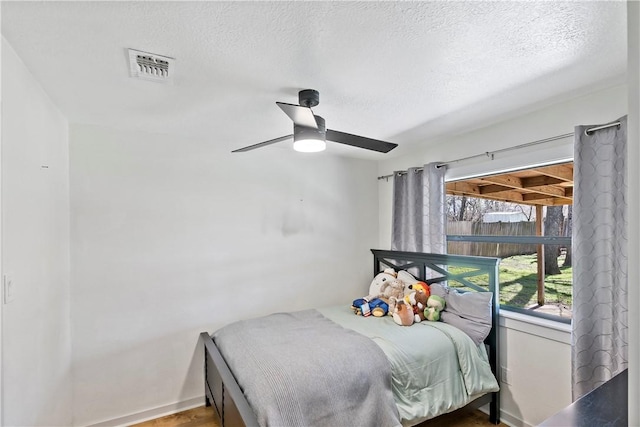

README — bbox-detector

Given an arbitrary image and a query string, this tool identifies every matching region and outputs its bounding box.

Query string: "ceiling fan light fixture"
[293,116,326,152]
[293,138,326,153]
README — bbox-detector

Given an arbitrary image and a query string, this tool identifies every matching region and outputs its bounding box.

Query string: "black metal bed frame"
[200,249,501,426]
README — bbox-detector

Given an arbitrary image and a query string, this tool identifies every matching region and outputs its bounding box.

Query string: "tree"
[447,195,528,223]
[516,204,534,221]
[458,196,467,221]
[544,206,564,275]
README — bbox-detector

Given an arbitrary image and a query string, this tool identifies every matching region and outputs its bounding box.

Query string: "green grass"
[448,253,573,309]
[498,253,572,308]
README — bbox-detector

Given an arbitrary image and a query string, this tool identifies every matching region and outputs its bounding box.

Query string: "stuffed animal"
[392,300,414,326]
[404,281,430,305]
[351,298,368,316]
[407,290,429,323]
[383,268,397,277]
[376,279,405,314]
[369,298,389,317]
[366,270,398,300]
[409,281,430,296]
[424,295,446,322]
[365,270,405,315]
[397,270,422,299]
[351,298,389,317]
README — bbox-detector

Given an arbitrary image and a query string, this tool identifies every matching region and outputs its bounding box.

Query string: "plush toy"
[366,270,398,300]
[404,281,430,305]
[369,298,389,317]
[392,300,414,326]
[397,270,422,299]
[351,298,389,317]
[407,290,429,323]
[424,295,446,322]
[351,298,368,316]
[383,268,397,277]
[364,270,405,315]
[377,279,405,314]
[409,281,430,296]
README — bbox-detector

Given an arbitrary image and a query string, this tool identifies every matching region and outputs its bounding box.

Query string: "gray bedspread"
[213,309,401,427]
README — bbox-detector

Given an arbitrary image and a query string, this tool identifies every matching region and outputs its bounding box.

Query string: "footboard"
[200,332,258,427]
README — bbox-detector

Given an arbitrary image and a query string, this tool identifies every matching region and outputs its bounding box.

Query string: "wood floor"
[131,405,509,427]
[131,406,217,427]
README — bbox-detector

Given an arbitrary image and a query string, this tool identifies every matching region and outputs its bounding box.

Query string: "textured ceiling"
[1,1,627,159]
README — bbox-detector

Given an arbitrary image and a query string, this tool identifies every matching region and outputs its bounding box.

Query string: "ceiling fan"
[232,89,398,154]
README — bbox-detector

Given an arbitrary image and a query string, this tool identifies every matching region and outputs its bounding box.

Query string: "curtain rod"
[377,121,621,181]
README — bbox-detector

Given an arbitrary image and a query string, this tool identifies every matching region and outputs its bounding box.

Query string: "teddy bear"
[364,269,405,315]
[373,278,405,314]
[392,300,414,326]
[406,289,429,323]
[424,294,446,322]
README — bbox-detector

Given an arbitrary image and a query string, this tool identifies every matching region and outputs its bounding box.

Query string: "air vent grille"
[128,49,174,84]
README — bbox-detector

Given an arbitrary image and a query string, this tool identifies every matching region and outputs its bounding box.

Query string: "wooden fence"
[447,221,538,257]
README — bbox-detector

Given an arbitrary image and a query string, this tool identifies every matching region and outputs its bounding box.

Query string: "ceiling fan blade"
[326,129,398,153]
[276,102,318,129]
[232,134,293,153]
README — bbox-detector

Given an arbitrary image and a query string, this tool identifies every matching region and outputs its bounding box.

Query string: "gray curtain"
[391,162,446,253]
[572,116,628,400]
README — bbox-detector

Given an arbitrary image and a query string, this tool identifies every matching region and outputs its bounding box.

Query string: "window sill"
[499,309,571,344]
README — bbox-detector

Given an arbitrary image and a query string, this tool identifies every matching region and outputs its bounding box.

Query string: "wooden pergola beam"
[522,184,571,199]
[521,176,564,187]
[530,164,573,182]
[446,182,481,195]
[446,161,574,207]
[476,175,572,201]
[479,191,525,203]
[522,193,572,205]
[478,175,523,188]
[478,184,513,194]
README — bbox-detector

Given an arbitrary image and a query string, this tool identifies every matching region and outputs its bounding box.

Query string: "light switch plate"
[3,275,15,304]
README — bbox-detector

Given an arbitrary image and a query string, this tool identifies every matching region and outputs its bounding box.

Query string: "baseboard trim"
[85,396,204,427]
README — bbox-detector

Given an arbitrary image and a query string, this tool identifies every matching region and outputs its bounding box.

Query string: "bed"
[200,249,501,426]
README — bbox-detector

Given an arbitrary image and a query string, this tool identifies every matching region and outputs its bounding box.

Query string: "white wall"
[498,315,571,427]
[69,124,380,426]
[1,37,72,426]
[377,84,628,426]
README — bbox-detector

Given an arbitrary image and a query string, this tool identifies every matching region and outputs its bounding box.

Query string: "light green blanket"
[318,306,499,426]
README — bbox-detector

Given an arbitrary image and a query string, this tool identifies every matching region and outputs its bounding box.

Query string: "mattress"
[318,305,499,426]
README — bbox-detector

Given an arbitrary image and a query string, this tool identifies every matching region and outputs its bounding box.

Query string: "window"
[445,162,573,323]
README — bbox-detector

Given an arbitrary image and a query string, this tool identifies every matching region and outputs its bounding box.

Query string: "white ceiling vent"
[128,49,174,84]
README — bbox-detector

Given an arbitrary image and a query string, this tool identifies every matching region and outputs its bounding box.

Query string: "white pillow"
[430,283,493,345]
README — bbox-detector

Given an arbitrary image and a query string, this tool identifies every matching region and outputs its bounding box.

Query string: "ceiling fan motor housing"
[298,89,320,108]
